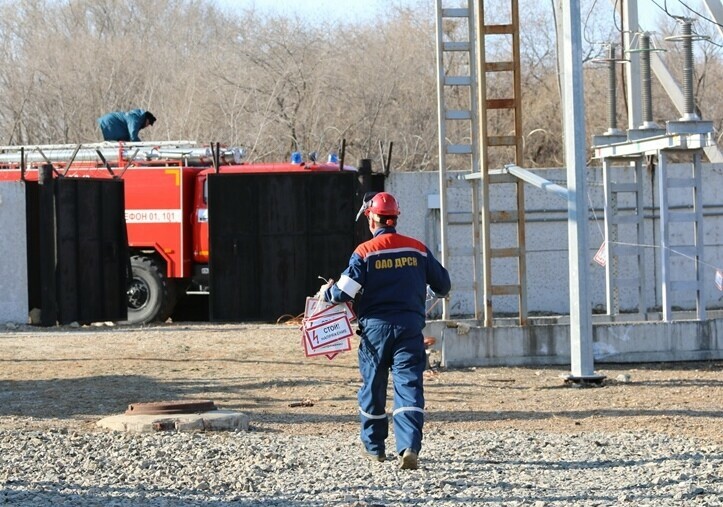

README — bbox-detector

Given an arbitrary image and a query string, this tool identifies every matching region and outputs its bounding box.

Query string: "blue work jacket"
[325,227,451,331]
[97,109,148,142]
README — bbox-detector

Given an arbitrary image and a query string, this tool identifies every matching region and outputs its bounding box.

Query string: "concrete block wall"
[388,163,723,317]
[0,182,28,324]
[424,315,723,367]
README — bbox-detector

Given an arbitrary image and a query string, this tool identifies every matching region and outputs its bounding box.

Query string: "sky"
[214,1,705,26]
[215,0,415,21]
[214,1,719,41]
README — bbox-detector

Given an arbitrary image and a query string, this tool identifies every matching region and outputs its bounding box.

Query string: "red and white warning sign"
[304,297,355,322]
[716,269,723,292]
[593,241,608,267]
[303,313,353,358]
[301,297,355,360]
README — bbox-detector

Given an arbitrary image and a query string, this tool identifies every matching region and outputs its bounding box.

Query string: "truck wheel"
[126,256,176,324]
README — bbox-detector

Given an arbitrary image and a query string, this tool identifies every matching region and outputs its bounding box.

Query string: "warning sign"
[304,298,355,322]
[304,313,354,351]
[593,241,608,267]
[301,297,355,360]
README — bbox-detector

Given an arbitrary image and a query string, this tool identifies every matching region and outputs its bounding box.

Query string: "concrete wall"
[0,182,28,324]
[424,315,723,367]
[388,163,723,318]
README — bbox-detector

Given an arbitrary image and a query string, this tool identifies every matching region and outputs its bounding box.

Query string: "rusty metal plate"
[125,400,217,415]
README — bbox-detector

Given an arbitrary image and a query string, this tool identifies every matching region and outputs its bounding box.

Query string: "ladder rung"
[447,177,472,189]
[443,41,471,52]
[610,182,638,193]
[484,24,514,35]
[453,282,474,291]
[486,62,514,72]
[486,98,516,110]
[610,214,642,224]
[491,247,520,258]
[487,136,518,147]
[446,110,472,120]
[445,76,472,86]
[449,246,474,257]
[491,284,520,296]
[489,210,519,223]
[442,8,470,18]
[667,177,696,188]
[446,144,473,154]
[668,212,697,223]
[669,280,701,292]
[448,212,472,224]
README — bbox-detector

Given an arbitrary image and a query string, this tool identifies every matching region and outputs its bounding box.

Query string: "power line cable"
[613,0,624,33]
[583,0,605,44]
[649,0,723,47]
[676,0,723,30]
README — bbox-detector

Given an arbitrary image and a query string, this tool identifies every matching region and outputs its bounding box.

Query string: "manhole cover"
[125,400,217,415]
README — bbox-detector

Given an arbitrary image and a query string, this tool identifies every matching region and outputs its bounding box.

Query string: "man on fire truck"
[318,191,450,470]
[97,108,157,142]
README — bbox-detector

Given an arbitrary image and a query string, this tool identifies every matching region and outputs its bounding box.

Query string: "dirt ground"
[0,322,721,444]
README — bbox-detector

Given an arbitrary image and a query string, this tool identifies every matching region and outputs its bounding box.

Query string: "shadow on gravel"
[0,374,358,421]
[2,481,289,506]
[0,356,356,371]
[428,408,723,422]
[0,375,180,419]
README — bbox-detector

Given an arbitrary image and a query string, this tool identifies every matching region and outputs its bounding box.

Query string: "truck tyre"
[126,255,176,324]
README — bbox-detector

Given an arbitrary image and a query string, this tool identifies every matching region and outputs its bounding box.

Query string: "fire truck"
[0,141,358,324]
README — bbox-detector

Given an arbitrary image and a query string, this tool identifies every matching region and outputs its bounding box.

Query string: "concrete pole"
[561,0,602,381]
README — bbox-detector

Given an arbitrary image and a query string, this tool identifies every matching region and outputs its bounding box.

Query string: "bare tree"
[0,0,718,170]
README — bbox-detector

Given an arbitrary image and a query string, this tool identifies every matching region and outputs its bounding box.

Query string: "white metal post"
[561,0,601,381]
[434,0,450,320]
[602,158,616,315]
[693,152,706,320]
[658,153,672,321]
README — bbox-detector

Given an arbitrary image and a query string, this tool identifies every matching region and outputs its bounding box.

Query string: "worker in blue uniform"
[97,109,156,142]
[319,191,450,470]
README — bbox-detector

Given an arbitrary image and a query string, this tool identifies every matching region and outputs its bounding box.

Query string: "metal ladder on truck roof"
[435,0,527,325]
[0,141,243,166]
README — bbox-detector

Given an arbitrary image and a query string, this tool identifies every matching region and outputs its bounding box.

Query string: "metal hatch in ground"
[207,171,375,322]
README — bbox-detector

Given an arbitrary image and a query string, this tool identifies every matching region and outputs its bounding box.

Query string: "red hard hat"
[364,192,400,217]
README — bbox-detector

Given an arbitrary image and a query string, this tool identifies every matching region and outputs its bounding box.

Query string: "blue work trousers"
[357,322,426,456]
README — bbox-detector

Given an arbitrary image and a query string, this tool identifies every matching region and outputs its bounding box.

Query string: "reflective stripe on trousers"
[357,322,426,456]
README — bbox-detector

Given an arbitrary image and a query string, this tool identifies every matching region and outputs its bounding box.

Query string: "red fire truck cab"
[0,141,357,324]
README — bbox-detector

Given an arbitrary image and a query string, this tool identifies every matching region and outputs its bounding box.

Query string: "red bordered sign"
[593,241,607,267]
[301,297,356,360]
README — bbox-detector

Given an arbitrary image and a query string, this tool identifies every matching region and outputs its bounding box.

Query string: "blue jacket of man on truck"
[97,109,156,142]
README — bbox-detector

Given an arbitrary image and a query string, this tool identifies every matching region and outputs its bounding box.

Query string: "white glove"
[316,278,334,301]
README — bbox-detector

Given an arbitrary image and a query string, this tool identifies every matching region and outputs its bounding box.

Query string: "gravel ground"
[1,429,721,506]
[1,323,722,506]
